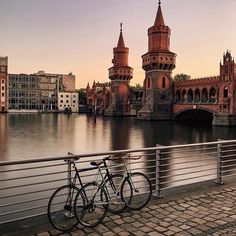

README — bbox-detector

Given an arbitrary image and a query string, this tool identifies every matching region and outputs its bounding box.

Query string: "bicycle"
[74,154,152,228]
[48,155,122,230]
[47,156,100,232]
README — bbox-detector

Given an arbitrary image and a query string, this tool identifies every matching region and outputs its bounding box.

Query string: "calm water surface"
[0,113,236,161]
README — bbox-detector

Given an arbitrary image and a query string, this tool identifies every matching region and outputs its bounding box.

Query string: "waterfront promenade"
[1,178,236,236]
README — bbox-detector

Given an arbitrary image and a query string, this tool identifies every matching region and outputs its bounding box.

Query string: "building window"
[61,95,63,98]
[73,100,76,103]
[60,100,63,103]
[224,87,228,98]
[66,95,69,98]
[0,67,5,72]
[162,77,166,88]
[66,100,69,103]
[2,86,4,90]
[2,93,4,97]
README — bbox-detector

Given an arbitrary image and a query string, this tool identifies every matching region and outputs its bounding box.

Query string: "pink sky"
[0,0,236,88]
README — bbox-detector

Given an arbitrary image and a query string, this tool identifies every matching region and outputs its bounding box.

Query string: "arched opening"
[176,90,181,103]
[209,87,216,103]
[194,89,200,103]
[202,88,208,103]
[223,86,228,98]
[162,77,166,88]
[175,109,213,124]
[188,89,193,103]
[181,89,187,102]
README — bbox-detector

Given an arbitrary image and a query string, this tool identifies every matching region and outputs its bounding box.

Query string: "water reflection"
[0,113,236,161]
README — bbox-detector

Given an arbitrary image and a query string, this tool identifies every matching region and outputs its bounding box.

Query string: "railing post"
[216,141,224,185]
[67,152,73,186]
[154,145,162,198]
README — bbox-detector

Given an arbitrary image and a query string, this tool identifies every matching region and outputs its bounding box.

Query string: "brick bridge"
[173,51,236,125]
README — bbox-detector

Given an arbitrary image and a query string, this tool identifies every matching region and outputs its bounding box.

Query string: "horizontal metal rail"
[0,139,235,225]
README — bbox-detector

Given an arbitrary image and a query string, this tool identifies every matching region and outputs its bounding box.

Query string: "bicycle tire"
[104,174,132,213]
[121,172,152,210]
[47,185,80,232]
[74,182,108,227]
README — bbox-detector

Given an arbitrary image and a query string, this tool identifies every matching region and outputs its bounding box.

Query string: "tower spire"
[154,0,165,26]
[117,22,125,48]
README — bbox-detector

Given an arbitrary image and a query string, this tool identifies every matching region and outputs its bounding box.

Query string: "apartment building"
[8,71,76,111]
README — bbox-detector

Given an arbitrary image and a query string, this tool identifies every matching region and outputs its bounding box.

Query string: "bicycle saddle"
[90,160,103,166]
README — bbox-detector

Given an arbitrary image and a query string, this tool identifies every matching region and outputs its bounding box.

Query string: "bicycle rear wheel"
[105,174,131,213]
[121,172,152,210]
[48,185,79,232]
[74,182,108,227]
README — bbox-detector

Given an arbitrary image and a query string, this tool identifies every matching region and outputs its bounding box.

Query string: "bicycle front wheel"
[74,182,108,227]
[48,185,80,232]
[105,174,131,213]
[121,172,152,210]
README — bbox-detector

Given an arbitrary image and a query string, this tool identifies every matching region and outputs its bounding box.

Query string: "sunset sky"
[0,0,236,88]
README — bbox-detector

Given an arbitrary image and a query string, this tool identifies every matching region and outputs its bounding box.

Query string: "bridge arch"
[174,107,217,122]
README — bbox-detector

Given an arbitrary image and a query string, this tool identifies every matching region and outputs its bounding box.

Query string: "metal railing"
[0,139,236,224]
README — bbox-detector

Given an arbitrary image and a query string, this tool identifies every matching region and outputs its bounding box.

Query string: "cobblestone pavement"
[32,182,236,236]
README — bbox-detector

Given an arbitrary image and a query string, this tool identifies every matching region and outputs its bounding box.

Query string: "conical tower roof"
[117,23,125,48]
[154,1,165,26]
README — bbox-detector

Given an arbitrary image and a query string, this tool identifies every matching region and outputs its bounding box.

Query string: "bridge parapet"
[174,76,220,87]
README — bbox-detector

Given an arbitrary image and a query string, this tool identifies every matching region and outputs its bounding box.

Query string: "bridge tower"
[137,0,176,120]
[213,50,236,125]
[105,23,133,116]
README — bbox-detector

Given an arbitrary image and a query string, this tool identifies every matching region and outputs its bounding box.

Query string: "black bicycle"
[47,157,100,231]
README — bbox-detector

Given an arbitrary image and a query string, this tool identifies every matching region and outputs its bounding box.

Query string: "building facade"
[8,71,76,111]
[0,57,8,112]
[58,92,79,113]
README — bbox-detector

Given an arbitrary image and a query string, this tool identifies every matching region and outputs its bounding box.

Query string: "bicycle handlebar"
[104,155,142,161]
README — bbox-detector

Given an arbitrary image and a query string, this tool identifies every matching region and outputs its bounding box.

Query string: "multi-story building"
[0,57,8,112]
[8,71,76,111]
[58,92,79,113]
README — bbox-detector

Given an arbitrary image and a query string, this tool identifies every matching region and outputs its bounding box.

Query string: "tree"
[78,89,87,105]
[173,74,191,81]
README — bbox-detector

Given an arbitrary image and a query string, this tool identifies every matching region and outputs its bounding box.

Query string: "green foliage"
[173,74,191,81]
[79,89,87,105]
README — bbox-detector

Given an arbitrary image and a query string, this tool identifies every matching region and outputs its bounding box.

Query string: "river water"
[0,113,236,161]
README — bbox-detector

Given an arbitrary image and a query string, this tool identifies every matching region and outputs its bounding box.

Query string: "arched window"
[176,90,181,103]
[223,86,228,98]
[209,87,216,103]
[147,77,151,89]
[188,89,193,103]
[181,89,187,102]
[202,88,208,103]
[194,89,200,103]
[162,77,166,88]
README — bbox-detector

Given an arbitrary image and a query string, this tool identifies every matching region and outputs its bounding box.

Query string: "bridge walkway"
[2,178,236,236]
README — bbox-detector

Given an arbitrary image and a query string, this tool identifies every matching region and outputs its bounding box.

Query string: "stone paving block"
[187,227,202,234]
[102,232,114,236]
[154,225,167,233]
[139,226,153,233]
[95,225,110,234]
[114,218,125,225]
[163,230,175,235]
[111,226,123,234]
[37,233,50,236]
[148,231,163,236]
